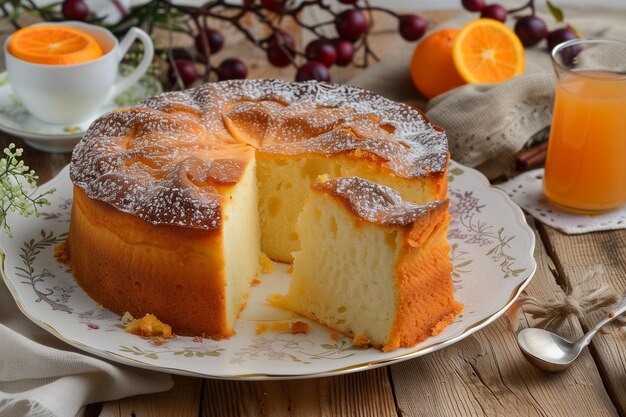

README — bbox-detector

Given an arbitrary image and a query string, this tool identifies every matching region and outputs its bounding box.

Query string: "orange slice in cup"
[8,25,103,65]
[452,19,525,84]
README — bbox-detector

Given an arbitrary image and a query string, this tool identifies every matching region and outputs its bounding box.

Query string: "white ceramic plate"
[0,68,162,153]
[0,161,536,380]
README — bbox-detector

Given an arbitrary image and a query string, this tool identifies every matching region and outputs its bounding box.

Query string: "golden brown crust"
[71,80,448,231]
[385,201,463,352]
[313,176,449,227]
[69,187,232,338]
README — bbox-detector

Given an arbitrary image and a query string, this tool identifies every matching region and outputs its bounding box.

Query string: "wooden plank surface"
[202,368,397,417]
[539,225,626,416]
[2,7,625,417]
[391,217,619,417]
[98,375,202,417]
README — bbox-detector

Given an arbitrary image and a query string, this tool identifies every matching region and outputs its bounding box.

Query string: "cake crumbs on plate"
[330,330,339,340]
[54,241,70,266]
[251,278,262,287]
[352,332,371,347]
[255,321,310,335]
[290,321,310,334]
[124,313,174,339]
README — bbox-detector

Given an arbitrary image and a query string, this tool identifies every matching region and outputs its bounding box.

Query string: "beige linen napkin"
[349,7,626,179]
[0,277,173,417]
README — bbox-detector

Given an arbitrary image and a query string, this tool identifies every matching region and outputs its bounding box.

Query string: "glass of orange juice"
[543,39,626,213]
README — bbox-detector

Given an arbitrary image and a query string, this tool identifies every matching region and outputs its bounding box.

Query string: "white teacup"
[4,21,154,125]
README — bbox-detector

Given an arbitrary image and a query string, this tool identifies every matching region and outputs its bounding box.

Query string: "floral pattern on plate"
[0,161,536,379]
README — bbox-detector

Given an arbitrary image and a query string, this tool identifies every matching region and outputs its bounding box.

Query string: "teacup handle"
[109,27,154,99]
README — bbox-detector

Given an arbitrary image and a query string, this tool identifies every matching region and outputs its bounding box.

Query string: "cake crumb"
[193,335,204,343]
[258,252,274,274]
[352,332,371,347]
[255,323,268,335]
[54,241,70,266]
[290,321,310,335]
[330,331,339,340]
[125,313,173,339]
[256,321,294,335]
[251,278,262,287]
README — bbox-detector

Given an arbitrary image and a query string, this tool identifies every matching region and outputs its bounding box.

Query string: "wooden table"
[1,9,624,417]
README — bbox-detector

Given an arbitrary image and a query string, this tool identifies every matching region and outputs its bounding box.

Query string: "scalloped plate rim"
[0,161,537,380]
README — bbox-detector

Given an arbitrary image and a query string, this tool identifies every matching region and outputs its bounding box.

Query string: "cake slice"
[271,176,462,351]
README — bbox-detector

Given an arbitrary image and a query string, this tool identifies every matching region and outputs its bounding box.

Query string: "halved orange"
[8,25,103,65]
[452,19,525,84]
[410,28,467,99]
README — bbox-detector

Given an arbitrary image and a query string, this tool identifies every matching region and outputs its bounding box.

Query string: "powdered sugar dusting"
[315,177,447,227]
[71,80,447,230]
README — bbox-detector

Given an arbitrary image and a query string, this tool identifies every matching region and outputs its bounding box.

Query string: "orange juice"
[543,70,626,212]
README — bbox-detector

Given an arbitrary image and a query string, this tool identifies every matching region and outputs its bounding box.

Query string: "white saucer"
[0,67,162,153]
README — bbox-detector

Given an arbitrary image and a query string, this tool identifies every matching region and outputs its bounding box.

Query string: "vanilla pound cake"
[272,176,462,351]
[69,80,451,341]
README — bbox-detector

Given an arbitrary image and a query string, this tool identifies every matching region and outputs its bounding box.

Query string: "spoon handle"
[577,293,626,349]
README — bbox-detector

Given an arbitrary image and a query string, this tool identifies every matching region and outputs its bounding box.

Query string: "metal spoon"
[517,294,626,372]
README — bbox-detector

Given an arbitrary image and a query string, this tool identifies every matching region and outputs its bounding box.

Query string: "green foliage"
[0,144,54,237]
[546,1,564,23]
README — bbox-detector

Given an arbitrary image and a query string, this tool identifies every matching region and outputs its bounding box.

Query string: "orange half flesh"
[452,19,525,84]
[8,25,103,65]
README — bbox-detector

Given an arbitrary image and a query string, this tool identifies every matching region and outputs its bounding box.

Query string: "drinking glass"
[543,38,626,213]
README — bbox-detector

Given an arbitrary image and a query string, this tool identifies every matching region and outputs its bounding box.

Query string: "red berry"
[62,0,89,21]
[333,39,355,66]
[168,60,197,87]
[547,27,578,52]
[398,15,427,41]
[480,4,507,22]
[194,29,224,56]
[305,39,337,67]
[266,31,295,67]
[547,27,580,65]
[218,58,248,81]
[335,9,368,42]
[462,0,486,12]
[296,62,331,82]
[514,15,547,47]
[261,0,284,12]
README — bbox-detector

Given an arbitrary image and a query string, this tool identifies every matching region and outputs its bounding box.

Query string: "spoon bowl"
[517,328,579,372]
[517,293,626,372]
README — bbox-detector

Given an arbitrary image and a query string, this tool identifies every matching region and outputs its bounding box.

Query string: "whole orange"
[410,28,466,99]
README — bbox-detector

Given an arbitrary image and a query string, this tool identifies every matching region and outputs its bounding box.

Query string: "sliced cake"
[271,176,462,351]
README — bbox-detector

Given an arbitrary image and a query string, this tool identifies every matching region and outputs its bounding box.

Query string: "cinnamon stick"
[515,140,548,172]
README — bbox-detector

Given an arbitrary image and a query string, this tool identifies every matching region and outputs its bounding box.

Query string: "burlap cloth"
[349,7,626,180]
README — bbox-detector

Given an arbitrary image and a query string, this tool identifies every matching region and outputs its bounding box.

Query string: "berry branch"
[462,0,578,49]
[7,0,430,88]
